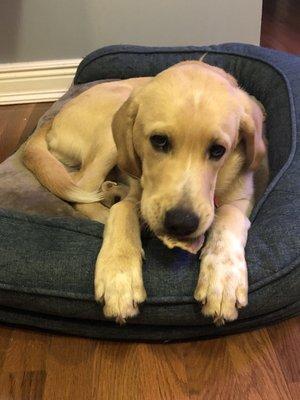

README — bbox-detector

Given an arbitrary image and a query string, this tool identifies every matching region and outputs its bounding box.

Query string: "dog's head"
[112,61,266,251]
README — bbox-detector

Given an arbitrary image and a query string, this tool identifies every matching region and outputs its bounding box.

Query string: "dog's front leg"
[194,201,251,325]
[94,179,146,323]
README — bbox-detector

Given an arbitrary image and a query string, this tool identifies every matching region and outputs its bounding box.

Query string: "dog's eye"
[209,144,226,160]
[150,135,170,152]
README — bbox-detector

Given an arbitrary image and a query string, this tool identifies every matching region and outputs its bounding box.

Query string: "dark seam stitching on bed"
[0,300,298,331]
[0,255,298,304]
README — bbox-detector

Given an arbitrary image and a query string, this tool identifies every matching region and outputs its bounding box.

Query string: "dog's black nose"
[164,208,199,237]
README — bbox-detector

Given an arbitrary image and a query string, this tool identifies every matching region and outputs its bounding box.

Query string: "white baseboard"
[0,59,82,105]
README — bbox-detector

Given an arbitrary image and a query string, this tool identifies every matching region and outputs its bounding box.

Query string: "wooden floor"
[0,102,52,163]
[0,319,298,400]
[261,0,300,55]
[0,2,300,398]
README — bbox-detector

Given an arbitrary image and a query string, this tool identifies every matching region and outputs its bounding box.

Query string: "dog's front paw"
[194,231,248,325]
[94,249,146,323]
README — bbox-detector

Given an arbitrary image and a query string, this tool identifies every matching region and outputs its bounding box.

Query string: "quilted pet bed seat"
[0,43,299,341]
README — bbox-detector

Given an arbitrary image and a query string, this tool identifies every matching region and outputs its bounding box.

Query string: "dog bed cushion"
[0,43,299,341]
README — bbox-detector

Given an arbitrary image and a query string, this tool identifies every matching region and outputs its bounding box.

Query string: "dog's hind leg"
[72,148,118,223]
[73,147,117,192]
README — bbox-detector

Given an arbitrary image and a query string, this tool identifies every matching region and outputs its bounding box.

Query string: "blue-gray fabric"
[0,43,299,341]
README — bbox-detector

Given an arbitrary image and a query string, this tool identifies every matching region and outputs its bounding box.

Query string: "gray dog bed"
[0,43,299,341]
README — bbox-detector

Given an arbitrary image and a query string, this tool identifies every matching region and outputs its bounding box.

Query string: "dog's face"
[113,61,265,251]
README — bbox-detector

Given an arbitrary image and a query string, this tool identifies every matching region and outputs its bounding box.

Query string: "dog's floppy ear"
[112,96,141,178]
[239,93,267,171]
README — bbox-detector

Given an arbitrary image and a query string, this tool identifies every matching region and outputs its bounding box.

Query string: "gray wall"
[0,0,262,63]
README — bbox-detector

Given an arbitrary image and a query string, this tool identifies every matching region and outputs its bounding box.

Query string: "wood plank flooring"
[261,0,300,55]
[0,103,52,163]
[0,320,298,399]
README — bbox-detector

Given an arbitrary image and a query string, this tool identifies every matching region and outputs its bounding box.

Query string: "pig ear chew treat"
[159,234,205,254]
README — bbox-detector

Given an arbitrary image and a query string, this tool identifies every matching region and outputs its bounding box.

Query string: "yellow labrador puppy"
[23,61,268,325]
